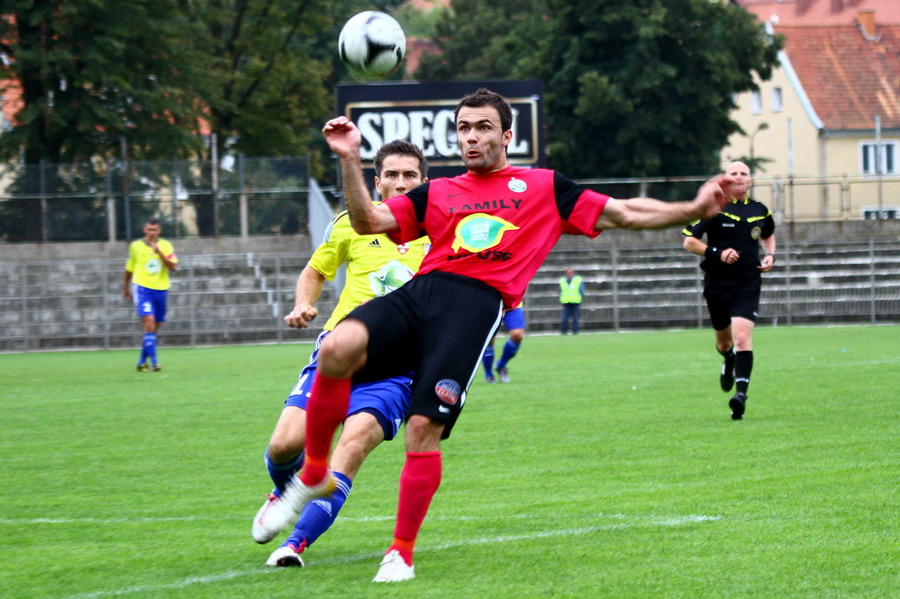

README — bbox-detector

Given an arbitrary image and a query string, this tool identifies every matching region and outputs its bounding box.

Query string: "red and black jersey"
[385,166,609,308]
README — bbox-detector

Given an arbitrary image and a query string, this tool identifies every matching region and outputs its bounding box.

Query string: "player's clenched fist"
[284,305,319,329]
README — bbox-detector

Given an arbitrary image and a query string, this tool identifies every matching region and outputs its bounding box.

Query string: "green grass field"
[1,325,897,598]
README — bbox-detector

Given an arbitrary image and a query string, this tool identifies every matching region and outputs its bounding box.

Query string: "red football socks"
[299,373,350,486]
[390,451,442,565]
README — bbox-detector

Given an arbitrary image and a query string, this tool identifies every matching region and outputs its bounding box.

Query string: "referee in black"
[683,161,776,420]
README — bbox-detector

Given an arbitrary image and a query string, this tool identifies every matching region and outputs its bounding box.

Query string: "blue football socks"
[143,332,157,366]
[265,449,305,493]
[481,346,495,377]
[496,339,520,369]
[138,338,148,366]
[284,471,352,549]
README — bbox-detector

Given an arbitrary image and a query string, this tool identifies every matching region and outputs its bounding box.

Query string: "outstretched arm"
[596,176,731,231]
[323,117,398,235]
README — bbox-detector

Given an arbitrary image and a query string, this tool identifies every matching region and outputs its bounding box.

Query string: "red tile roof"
[738,0,900,26]
[776,23,900,130]
[403,37,439,78]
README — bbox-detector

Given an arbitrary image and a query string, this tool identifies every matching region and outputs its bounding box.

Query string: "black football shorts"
[346,271,504,438]
[703,275,762,330]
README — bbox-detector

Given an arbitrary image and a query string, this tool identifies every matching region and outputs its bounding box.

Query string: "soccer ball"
[338,11,406,78]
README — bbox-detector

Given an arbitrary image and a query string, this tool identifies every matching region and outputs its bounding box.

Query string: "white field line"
[62,514,720,599]
[2,512,716,526]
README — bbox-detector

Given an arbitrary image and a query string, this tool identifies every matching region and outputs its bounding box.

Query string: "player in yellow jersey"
[123,218,178,372]
[253,140,430,567]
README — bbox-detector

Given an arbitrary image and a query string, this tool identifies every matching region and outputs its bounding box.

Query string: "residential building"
[725,0,900,220]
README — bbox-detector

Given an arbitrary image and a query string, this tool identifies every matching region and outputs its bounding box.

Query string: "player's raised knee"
[318,319,369,376]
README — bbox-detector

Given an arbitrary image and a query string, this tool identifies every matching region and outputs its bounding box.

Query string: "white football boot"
[252,472,335,543]
[265,544,305,568]
[372,550,415,582]
[252,492,281,543]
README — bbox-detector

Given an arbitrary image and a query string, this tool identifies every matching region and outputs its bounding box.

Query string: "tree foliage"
[0,0,406,166]
[193,0,333,162]
[0,0,210,163]
[0,0,407,239]
[416,0,781,179]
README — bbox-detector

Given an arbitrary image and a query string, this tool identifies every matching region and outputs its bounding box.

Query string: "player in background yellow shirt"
[253,140,431,568]
[123,217,178,372]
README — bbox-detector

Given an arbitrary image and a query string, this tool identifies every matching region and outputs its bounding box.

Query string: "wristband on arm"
[704,246,720,260]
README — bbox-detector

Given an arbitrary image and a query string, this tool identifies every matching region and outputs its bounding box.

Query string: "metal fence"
[0,155,316,243]
[2,157,899,246]
[0,253,327,353]
[576,174,900,222]
[525,236,900,334]
[1,237,898,353]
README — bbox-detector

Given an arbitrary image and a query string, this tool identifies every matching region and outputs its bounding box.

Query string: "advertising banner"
[335,80,544,181]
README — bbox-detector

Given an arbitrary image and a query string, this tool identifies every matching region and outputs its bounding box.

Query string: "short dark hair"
[145,217,161,227]
[455,88,514,132]
[374,140,428,179]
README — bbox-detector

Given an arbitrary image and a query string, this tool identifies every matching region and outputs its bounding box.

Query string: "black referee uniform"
[683,196,775,417]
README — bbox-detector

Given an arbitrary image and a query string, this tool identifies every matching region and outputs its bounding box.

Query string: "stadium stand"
[1,230,899,352]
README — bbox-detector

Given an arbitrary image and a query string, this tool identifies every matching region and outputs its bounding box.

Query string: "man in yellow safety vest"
[559,267,584,334]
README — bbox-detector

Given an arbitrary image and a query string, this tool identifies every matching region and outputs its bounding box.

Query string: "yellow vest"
[559,275,583,303]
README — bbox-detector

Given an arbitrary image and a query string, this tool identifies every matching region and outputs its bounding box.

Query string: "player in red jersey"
[253,88,734,582]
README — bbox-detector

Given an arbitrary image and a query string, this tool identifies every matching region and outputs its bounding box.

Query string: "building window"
[861,141,898,174]
[750,90,762,114]
[772,87,783,112]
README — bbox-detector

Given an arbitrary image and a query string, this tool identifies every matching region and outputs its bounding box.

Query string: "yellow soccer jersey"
[125,238,178,290]
[309,208,430,331]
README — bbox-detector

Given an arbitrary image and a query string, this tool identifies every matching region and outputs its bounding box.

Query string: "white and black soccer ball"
[338,11,406,78]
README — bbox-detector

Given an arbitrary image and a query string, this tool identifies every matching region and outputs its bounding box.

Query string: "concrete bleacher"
[0,251,335,352]
[1,227,899,352]
[524,234,900,333]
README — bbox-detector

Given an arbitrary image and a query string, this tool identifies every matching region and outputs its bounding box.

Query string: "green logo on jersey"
[451,213,519,253]
[144,258,162,275]
[369,260,415,296]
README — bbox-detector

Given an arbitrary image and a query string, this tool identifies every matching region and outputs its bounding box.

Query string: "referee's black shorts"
[703,274,762,330]
[345,271,504,439]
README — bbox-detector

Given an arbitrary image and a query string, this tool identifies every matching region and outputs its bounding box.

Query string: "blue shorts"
[285,331,412,441]
[503,307,526,331]
[133,285,168,322]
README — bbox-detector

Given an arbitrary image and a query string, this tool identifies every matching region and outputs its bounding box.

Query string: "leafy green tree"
[0,0,210,164]
[416,0,781,183]
[0,0,211,240]
[414,0,541,82]
[182,0,404,234]
[0,0,406,238]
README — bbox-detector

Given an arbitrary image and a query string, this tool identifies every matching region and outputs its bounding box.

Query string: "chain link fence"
[1,157,899,246]
[0,155,316,243]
